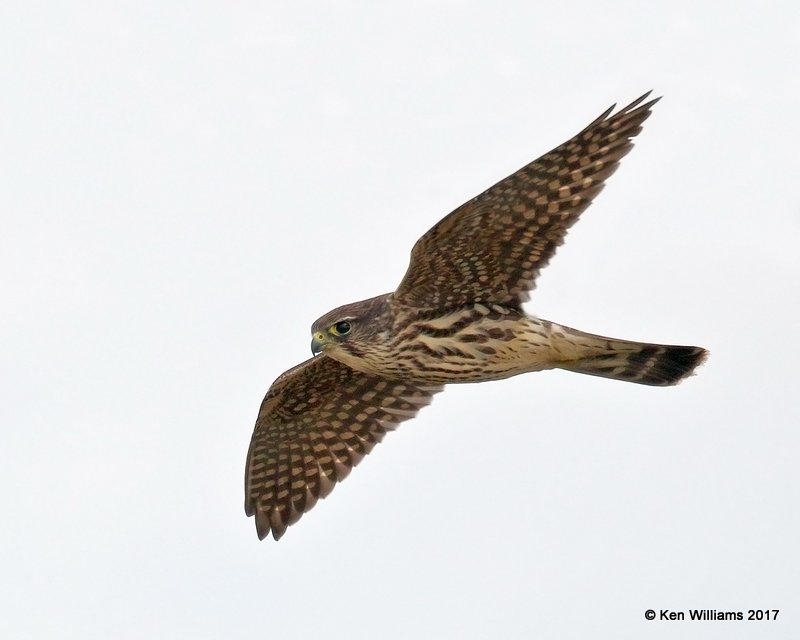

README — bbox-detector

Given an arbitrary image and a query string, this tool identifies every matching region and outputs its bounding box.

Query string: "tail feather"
[553,327,708,386]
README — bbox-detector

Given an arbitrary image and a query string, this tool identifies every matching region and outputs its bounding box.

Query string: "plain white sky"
[2,1,798,638]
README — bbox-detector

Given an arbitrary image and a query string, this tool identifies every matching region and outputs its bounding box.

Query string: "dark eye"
[332,320,351,336]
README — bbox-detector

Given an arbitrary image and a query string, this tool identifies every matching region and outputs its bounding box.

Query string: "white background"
[2,2,798,638]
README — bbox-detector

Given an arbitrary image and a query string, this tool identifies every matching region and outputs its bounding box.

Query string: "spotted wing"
[394,92,659,308]
[245,355,443,540]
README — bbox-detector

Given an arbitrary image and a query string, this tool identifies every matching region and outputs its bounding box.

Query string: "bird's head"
[310,315,355,356]
[310,294,393,359]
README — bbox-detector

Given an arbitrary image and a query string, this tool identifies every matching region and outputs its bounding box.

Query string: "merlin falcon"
[245,92,708,540]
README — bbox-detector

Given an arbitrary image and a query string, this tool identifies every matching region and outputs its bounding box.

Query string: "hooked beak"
[311,332,327,356]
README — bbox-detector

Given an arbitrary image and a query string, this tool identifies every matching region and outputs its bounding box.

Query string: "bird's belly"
[384,309,559,384]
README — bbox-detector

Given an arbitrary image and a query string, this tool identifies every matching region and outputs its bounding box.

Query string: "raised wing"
[394,92,659,308]
[245,355,443,540]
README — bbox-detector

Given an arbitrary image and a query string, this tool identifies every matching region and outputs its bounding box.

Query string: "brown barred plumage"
[394,92,657,308]
[245,93,708,540]
[246,356,441,540]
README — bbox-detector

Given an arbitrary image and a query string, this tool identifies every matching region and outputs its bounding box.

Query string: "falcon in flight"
[245,92,708,540]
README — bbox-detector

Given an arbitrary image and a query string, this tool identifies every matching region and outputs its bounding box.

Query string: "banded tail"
[551,325,708,386]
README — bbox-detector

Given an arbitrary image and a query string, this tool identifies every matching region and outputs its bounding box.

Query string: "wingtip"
[254,509,272,540]
[253,518,286,541]
[621,90,661,113]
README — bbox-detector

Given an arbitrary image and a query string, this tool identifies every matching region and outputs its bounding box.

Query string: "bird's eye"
[331,321,351,336]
